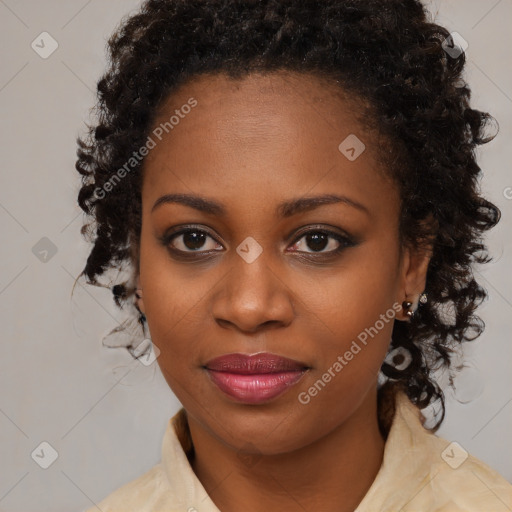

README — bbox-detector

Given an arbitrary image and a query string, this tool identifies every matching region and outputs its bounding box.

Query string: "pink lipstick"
[204,352,309,404]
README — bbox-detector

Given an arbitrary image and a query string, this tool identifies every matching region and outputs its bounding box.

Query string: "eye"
[160,224,357,260]
[163,227,223,254]
[288,228,353,255]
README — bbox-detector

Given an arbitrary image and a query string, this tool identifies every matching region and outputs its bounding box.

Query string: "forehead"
[149,70,369,151]
[141,70,397,222]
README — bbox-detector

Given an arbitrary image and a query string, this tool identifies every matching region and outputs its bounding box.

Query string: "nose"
[210,251,295,334]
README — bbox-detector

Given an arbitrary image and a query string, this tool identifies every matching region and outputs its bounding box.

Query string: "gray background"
[0,1,511,511]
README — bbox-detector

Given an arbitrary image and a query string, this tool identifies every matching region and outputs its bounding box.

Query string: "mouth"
[203,352,310,404]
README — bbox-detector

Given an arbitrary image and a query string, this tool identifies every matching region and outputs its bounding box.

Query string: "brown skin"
[135,70,431,512]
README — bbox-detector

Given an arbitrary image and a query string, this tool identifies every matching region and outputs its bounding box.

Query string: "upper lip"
[204,352,310,374]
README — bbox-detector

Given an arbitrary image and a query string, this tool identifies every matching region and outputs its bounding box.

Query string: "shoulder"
[416,434,512,511]
[358,389,512,511]
[83,463,174,512]
[399,395,512,511]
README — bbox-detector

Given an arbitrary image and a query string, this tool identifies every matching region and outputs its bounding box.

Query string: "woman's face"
[137,71,429,454]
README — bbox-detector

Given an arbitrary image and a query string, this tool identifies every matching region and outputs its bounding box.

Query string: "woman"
[76,0,512,510]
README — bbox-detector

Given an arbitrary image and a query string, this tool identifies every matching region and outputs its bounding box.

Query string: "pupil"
[306,233,328,252]
[184,231,206,250]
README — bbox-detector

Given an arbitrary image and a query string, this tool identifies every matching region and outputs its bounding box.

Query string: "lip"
[204,352,310,404]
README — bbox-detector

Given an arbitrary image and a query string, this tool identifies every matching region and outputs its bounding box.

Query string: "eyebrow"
[151,193,369,217]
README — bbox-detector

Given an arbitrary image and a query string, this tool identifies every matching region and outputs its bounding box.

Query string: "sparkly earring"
[419,292,428,304]
[402,300,414,318]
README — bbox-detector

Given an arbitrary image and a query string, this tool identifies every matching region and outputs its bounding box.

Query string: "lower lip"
[206,369,307,404]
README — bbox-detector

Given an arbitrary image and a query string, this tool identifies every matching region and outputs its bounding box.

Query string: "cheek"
[138,233,196,358]
[292,237,401,396]
[298,236,401,340]
[139,225,206,322]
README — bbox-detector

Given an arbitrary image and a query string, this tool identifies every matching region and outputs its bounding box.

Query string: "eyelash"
[159,224,358,261]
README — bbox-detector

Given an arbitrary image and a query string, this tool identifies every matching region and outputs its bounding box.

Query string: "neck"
[187,389,386,512]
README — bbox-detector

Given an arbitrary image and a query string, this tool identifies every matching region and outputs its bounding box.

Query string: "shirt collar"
[161,389,431,511]
[354,390,437,510]
[161,407,221,511]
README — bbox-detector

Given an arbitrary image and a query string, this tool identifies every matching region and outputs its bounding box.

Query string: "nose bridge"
[232,246,276,300]
[212,243,294,332]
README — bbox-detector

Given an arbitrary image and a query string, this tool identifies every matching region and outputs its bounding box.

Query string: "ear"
[131,237,145,315]
[397,242,433,321]
[135,275,145,315]
[397,214,437,320]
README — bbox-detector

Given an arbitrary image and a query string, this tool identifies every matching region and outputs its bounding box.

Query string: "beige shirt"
[85,392,512,511]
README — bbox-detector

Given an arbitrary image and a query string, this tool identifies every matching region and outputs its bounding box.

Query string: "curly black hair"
[75,0,500,429]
